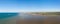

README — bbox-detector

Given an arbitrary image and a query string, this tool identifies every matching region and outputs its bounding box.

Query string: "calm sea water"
[0,13,18,19]
[0,13,19,24]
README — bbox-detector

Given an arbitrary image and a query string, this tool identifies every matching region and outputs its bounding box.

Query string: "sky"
[0,0,60,12]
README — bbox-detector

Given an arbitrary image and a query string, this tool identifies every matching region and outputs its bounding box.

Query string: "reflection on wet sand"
[17,12,60,24]
[17,16,60,24]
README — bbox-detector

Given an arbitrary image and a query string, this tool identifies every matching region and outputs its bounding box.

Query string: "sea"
[0,13,19,24]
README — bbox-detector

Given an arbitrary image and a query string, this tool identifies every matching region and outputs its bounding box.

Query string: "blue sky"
[0,0,60,12]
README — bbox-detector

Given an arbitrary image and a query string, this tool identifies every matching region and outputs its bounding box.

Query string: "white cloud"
[0,9,60,12]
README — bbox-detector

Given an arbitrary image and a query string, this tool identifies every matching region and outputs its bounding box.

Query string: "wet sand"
[17,16,60,24]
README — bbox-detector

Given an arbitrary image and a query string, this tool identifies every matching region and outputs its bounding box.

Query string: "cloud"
[0,9,60,12]
[0,10,29,12]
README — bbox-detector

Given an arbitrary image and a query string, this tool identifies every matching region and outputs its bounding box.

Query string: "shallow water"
[0,13,18,24]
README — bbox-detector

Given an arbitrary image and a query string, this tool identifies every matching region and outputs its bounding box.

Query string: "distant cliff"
[29,12,60,16]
